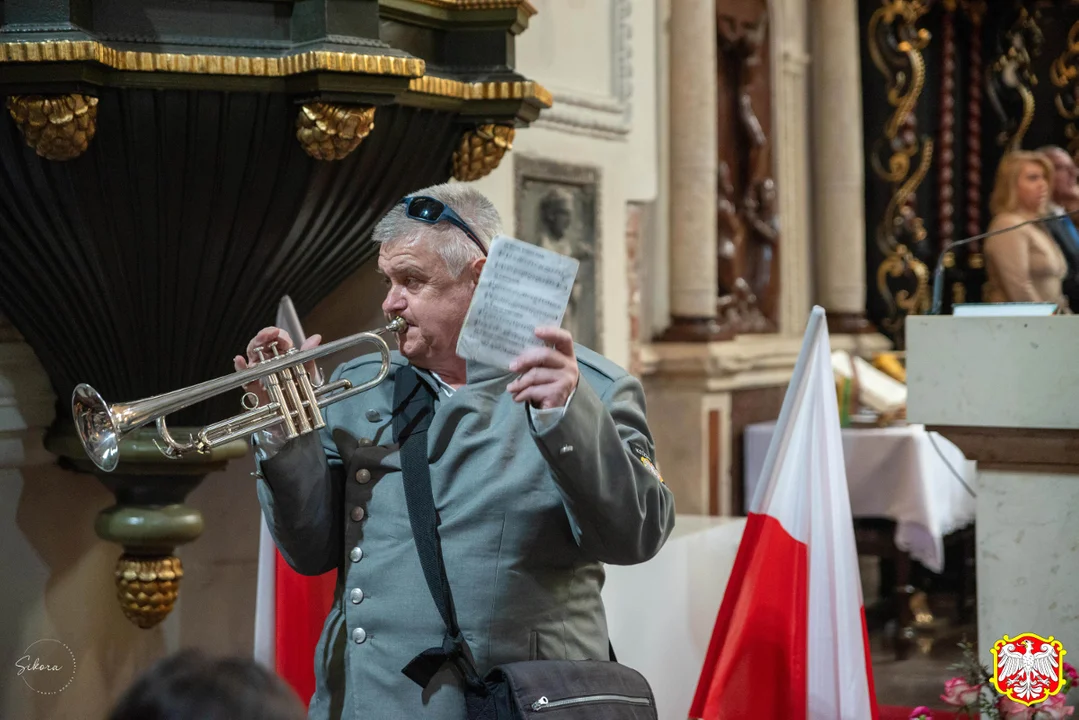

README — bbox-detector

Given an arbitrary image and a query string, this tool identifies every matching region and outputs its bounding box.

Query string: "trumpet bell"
[73,383,121,473]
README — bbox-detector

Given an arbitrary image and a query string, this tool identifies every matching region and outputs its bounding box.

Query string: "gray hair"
[1039,145,1069,162]
[372,182,503,277]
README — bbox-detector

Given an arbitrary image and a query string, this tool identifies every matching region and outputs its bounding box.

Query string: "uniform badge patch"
[630,443,664,483]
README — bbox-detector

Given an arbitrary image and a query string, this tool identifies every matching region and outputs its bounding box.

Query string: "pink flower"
[1065,663,1078,684]
[999,698,1036,720]
[909,706,934,720]
[1034,694,1076,720]
[1000,694,1075,720]
[941,677,983,707]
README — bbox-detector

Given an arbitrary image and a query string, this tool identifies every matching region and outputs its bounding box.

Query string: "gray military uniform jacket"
[256,346,676,719]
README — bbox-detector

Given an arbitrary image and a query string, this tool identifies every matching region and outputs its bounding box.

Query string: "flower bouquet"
[920,642,1079,719]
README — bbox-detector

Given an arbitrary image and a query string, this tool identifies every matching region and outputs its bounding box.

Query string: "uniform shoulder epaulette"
[574,345,628,386]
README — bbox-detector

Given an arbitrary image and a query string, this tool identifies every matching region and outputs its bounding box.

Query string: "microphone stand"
[927,210,1079,315]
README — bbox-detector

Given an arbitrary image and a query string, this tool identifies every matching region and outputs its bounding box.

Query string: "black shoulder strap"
[393,366,485,692]
[393,366,618,687]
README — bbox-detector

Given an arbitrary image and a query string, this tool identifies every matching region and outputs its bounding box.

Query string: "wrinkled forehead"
[379,236,434,265]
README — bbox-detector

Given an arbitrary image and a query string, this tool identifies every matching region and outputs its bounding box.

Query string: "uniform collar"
[465,357,512,384]
[410,358,509,393]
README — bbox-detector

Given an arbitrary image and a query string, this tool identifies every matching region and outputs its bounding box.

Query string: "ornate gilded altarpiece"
[860,0,1079,343]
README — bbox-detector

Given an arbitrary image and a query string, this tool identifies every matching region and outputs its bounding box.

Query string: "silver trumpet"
[72,318,406,473]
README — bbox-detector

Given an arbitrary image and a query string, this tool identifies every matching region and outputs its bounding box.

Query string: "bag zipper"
[531,694,652,711]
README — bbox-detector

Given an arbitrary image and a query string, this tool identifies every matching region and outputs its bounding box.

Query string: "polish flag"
[689,306,878,719]
[252,296,336,703]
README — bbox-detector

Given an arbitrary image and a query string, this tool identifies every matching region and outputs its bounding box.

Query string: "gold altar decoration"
[451,124,515,182]
[868,1,934,337]
[990,6,1042,151]
[296,104,376,161]
[6,94,99,161]
[877,243,931,333]
[1051,19,1079,158]
[868,0,931,185]
[115,555,183,630]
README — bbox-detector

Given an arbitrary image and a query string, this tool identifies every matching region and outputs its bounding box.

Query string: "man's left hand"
[507,327,579,409]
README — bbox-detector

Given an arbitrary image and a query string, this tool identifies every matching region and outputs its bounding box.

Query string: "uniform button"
[350,546,363,563]
[365,409,381,422]
[352,627,367,644]
[358,437,373,447]
[350,506,365,522]
[354,469,371,484]
[350,588,364,604]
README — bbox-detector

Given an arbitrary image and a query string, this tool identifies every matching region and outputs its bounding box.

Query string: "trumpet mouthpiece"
[387,317,407,333]
[72,383,121,473]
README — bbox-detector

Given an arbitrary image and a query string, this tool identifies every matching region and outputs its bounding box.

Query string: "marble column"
[771,0,813,335]
[811,0,871,333]
[660,0,729,341]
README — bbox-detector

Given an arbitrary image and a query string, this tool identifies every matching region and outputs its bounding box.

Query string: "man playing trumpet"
[234,183,675,720]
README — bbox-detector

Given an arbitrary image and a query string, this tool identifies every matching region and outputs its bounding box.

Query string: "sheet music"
[456,235,579,370]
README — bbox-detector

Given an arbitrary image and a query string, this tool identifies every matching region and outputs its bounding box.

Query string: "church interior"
[1,0,1078,718]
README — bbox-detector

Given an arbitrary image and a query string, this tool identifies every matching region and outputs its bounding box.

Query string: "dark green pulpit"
[0,0,549,628]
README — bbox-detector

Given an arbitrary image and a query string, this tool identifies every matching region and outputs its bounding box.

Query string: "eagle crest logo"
[991,633,1067,706]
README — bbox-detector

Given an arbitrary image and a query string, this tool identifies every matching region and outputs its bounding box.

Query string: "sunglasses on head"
[401,196,488,257]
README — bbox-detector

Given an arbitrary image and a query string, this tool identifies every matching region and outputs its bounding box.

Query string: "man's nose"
[382,287,406,315]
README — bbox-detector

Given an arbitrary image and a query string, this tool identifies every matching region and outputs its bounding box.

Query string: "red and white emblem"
[991,633,1067,706]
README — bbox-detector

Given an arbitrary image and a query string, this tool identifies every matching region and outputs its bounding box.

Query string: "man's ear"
[469,256,485,286]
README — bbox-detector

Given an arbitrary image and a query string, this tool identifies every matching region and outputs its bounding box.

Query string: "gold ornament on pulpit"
[296,104,376,161]
[451,124,514,182]
[6,93,99,161]
[115,555,184,629]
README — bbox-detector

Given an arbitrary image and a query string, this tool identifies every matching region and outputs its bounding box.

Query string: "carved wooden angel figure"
[716,162,768,332]
[743,177,780,328]
[717,160,746,298]
[718,12,769,192]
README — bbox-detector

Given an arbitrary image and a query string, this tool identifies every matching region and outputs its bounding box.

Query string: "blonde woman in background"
[985,150,1070,310]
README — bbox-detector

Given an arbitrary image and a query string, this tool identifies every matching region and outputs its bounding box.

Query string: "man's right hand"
[233,327,322,407]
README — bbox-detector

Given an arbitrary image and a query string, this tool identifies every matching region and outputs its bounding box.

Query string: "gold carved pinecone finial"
[115,554,184,629]
[452,124,515,182]
[296,104,376,161]
[6,94,99,161]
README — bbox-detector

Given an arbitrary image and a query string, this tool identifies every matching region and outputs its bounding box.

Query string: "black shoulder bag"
[391,366,658,720]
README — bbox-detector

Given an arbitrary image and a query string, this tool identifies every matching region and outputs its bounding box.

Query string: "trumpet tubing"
[72,318,405,473]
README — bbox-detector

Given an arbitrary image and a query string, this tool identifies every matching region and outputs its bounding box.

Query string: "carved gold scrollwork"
[868,0,932,231]
[868,1,933,334]
[451,124,515,182]
[6,93,99,161]
[1052,20,1079,157]
[295,104,376,161]
[877,244,931,335]
[989,5,1043,151]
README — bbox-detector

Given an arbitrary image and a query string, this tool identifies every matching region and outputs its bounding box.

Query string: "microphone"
[927,208,1079,315]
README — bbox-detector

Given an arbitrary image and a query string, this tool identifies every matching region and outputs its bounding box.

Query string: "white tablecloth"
[743,422,976,573]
